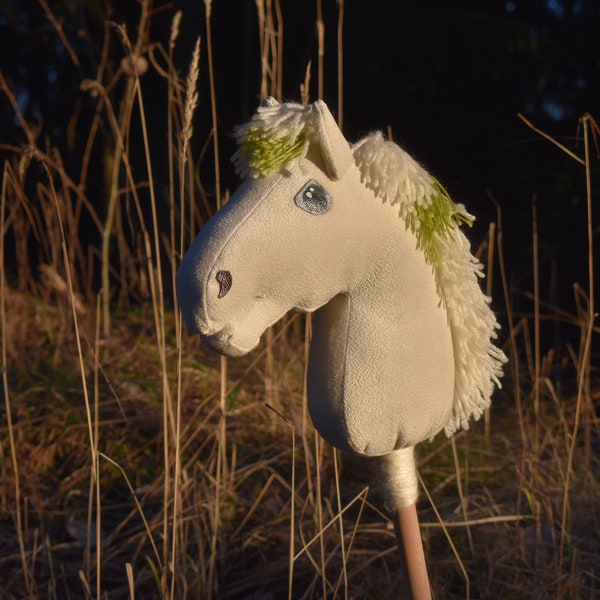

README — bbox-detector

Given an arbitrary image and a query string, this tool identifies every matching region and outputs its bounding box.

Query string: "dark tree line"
[1,0,599,315]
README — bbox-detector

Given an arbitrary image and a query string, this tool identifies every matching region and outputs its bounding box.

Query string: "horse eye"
[294,179,332,215]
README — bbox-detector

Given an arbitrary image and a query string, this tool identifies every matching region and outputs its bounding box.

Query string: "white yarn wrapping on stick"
[377,447,419,510]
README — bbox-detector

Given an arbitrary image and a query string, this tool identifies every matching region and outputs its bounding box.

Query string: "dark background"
[1,0,599,323]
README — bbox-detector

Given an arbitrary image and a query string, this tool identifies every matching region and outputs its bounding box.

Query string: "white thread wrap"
[377,447,419,510]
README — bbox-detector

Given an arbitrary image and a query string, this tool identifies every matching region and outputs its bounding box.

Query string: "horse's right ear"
[313,100,354,181]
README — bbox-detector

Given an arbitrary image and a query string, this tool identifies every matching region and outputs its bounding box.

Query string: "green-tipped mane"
[409,179,474,266]
[237,126,306,177]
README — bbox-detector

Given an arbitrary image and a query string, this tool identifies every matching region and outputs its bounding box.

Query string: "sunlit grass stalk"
[84,295,102,595]
[292,488,370,562]
[532,195,541,453]
[484,221,496,443]
[0,70,37,147]
[37,154,101,596]
[78,20,112,195]
[94,296,102,599]
[256,0,267,99]
[418,471,470,599]
[337,0,344,128]
[581,113,597,462]
[85,36,177,588]
[490,195,528,509]
[126,563,135,599]
[1,164,34,595]
[558,113,597,580]
[300,315,316,501]
[166,16,183,594]
[100,71,135,336]
[451,436,475,559]
[332,449,348,596]
[100,453,162,565]
[316,0,324,99]
[256,0,284,463]
[168,10,183,313]
[100,81,176,586]
[314,435,327,598]
[204,0,221,211]
[255,0,283,100]
[288,429,296,600]
[169,35,201,598]
[204,1,228,593]
[125,65,176,595]
[100,2,150,333]
[275,0,283,101]
[38,0,79,66]
[129,76,168,382]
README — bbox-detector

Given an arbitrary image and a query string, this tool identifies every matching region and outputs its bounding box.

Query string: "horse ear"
[313,100,354,180]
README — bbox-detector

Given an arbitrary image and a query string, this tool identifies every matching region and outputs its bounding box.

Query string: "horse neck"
[345,188,436,316]
[309,188,456,453]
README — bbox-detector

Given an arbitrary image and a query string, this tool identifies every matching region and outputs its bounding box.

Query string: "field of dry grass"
[1,2,599,599]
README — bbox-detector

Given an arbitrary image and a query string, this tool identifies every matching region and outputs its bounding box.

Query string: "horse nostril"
[216,270,232,298]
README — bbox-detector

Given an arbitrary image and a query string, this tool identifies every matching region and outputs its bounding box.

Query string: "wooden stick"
[393,503,432,600]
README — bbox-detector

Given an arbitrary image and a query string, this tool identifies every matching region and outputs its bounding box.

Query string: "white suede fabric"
[177,99,504,462]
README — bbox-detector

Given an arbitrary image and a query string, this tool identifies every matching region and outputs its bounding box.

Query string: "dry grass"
[1,2,599,599]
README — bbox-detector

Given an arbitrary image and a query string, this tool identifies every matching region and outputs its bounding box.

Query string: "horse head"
[177,99,381,357]
[177,97,506,488]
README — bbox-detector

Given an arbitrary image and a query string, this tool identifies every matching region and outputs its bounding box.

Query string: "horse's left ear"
[313,100,354,181]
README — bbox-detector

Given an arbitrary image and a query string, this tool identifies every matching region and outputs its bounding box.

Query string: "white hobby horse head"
[177,97,506,508]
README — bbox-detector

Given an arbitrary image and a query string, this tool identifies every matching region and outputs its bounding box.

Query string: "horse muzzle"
[200,326,257,357]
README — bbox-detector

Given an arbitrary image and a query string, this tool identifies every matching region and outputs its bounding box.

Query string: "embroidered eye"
[216,270,232,298]
[294,179,332,215]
